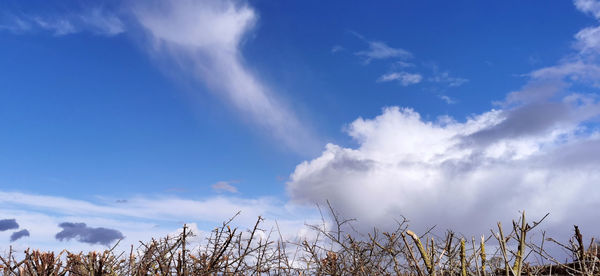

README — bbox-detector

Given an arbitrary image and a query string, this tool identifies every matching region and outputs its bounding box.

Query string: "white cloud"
[0,0,316,153]
[356,41,412,63]
[80,8,125,36]
[0,191,284,225]
[331,45,344,53]
[576,25,600,54]
[394,61,416,68]
[32,17,77,36]
[575,0,600,19]
[377,72,423,86]
[0,15,32,33]
[429,71,469,87]
[0,8,124,36]
[0,190,318,252]
[287,0,600,235]
[338,33,465,93]
[439,95,457,104]
[132,0,316,152]
[287,102,600,235]
[539,0,600,83]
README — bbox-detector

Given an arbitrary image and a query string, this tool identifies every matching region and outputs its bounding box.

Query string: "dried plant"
[1,209,597,275]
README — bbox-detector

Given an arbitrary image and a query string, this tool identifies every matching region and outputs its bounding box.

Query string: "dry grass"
[1,207,598,275]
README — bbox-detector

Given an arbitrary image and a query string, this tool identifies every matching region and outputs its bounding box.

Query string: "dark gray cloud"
[465,76,600,148]
[55,222,124,246]
[10,229,30,242]
[466,102,571,145]
[0,219,19,231]
[541,138,600,168]
[504,80,567,105]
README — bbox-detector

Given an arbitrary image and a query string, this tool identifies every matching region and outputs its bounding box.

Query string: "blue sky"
[1,0,600,250]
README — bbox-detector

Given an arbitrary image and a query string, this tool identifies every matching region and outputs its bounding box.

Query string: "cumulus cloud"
[0,219,19,231]
[378,72,423,86]
[55,222,124,246]
[131,0,316,152]
[287,104,600,235]
[287,0,600,235]
[10,229,30,242]
[212,181,239,193]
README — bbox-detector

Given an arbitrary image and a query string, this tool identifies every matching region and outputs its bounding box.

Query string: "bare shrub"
[1,208,597,275]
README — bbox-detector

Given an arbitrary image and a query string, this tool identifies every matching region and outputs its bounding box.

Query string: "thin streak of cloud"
[0,190,311,228]
[331,45,344,53]
[439,95,457,104]
[429,71,469,87]
[377,72,422,86]
[32,17,76,35]
[348,31,412,63]
[356,40,412,63]
[0,9,124,36]
[394,61,415,68]
[212,181,239,193]
[0,190,320,253]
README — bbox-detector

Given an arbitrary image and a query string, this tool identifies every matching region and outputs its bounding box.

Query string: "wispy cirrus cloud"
[439,95,457,104]
[337,32,467,101]
[348,30,412,63]
[0,7,124,36]
[377,72,423,86]
[394,61,416,68]
[355,40,412,63]
[0,191,283,225]
[331,45,344,53]
[429,71,469,87]
[131,0,317,153]
[212,180,239,193]
[0,0,318,153]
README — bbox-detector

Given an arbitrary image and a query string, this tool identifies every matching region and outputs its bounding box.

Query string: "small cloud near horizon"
[10,229,30,242]
[0,219,19,231]
[55,222,124,246]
